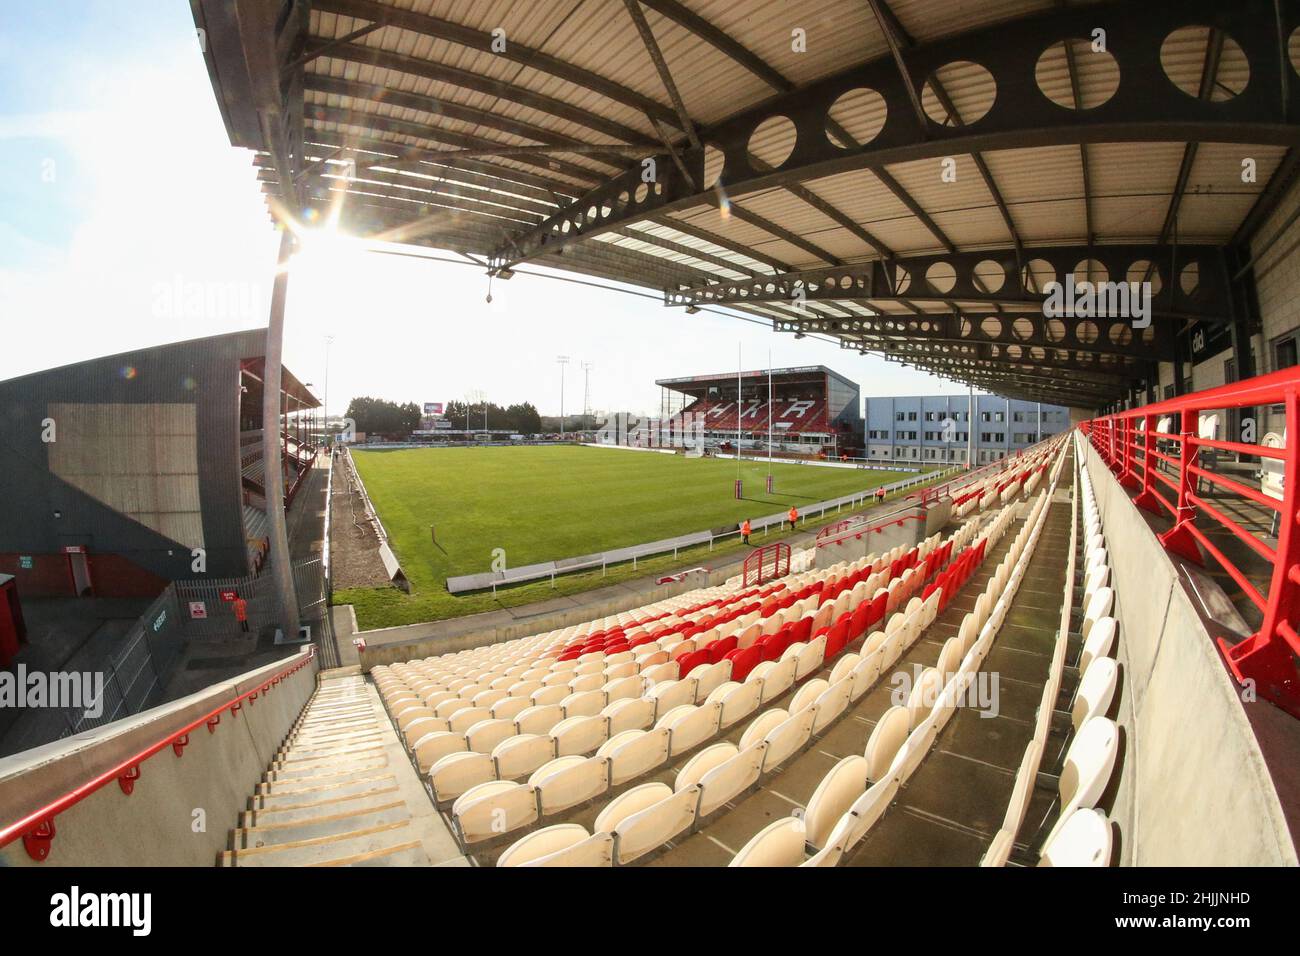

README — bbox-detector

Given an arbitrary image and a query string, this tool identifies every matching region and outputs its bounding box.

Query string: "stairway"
[219,672,465,867]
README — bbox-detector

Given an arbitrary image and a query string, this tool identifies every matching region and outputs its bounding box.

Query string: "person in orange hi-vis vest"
[741,518,752,545]
[787,505,799,530]
[233,594,249,633]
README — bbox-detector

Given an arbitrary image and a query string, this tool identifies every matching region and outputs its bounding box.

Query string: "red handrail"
[743,543,790,588]
[0,646,316,862]
[1081,364,1300,718]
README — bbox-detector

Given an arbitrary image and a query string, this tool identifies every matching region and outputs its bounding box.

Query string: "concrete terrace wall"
[0,648,317,867]
[1081,443,1297,865]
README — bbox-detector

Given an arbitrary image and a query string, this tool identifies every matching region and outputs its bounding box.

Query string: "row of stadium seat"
[491,486,1044,865]
[982,433,1120,866]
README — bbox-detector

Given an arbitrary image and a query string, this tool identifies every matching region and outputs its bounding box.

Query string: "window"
[896,411,905,421]
[907,411,918,421]
[1273,331,1298,373]
[1163,385,1176,400]
[994,411,1004,422]
[980,411,991,422]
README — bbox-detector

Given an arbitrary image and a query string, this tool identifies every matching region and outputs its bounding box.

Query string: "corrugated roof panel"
[889,0,1060,44]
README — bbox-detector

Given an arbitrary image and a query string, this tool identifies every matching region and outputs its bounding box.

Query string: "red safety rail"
[1081,365,1300,717]
[908,453,1021,508]
[815,509,927,550]
[0,647,316,862]
[743,542,791,588]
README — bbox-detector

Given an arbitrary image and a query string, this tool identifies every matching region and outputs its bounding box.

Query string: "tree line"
[343,397,544,435]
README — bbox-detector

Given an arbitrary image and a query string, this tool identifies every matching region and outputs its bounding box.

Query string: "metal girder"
[867,339,1135,382]
[665,244,1229,322]
[489,0,1300,269]
[772,308,1172,361]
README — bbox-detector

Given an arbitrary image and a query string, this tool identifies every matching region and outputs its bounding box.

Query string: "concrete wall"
[0,647,317,867]
[813,504,927,569]
[1081,443,1297,865]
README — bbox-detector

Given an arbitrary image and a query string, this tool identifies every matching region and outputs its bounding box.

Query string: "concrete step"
[252,771,398,807]
[262,754,384,785]
[242,784,405,825]
[219,819,421,867]
[231,800,411,849]
[277,741,386,763]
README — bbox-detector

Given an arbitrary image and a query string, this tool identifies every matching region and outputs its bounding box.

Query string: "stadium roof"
[192,0,1299,409]
[655,364,857,390]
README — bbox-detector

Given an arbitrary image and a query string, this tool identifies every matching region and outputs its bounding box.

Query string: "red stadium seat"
[825,615,851,659]
[709,635,738,663]
[676,649,711,678]
[725,646,761,682]
[849,603,869,641]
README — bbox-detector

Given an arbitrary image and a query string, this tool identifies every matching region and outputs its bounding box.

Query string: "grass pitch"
[336,445,927,629]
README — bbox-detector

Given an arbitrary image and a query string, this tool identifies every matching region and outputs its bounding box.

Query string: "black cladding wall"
[0,329,263,581]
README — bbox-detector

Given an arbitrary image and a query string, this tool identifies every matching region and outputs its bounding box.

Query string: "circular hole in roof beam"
[1031,347,1046,361]
[1020,258,1056,296]
[980,316,1003,338]
[1161,26,1249,101]
[748,115,797,169]
[1127,260,1164,296]
[703,144,725,189]
[1073,258,1109,284]
[1108,323,1133,346]
[1035,39,1120,110]
[825,88,888,148]
[1180,261,1200,296]
[1076,320,1100,344]
[921,61,997,127]
[1291,27,1300,76]
[634,182,649,203]
[926,261,957,294]
[972,259,1005,294]
[891,264,912,295]
[1012,317,1035,341]
[618,189,630,208]
[1007,345,1023,360]
[1045,318,1066,342]
[958,317,973,337]
[1141,325,1155,344]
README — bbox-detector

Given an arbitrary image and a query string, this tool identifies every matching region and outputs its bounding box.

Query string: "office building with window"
[863,395,1070,465]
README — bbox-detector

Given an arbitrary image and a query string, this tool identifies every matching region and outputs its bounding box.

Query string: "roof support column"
[262,228,300,643]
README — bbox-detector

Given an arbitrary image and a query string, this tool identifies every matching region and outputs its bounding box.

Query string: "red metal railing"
[0,647,316,862]
[1081,365,1300,718]
[743,543,790,588]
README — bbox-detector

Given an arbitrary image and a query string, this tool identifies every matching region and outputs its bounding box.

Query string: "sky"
[0,2,970,419]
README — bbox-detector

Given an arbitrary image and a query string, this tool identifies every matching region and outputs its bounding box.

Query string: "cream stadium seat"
[936,637,963,681]
[401,717,448,749]
[1071,658,1119,730]
[729,816,811,867]
[803,754,870,850]
[448,706,493,734]
[493,733,555,780]
[840,775,898,852]
[790,678,829,715]
[550,714,609,756]
[452,780,538,845]
[473,688,509,709]
[497,824,614,868]
[1077,616,1117,673]
[1044,718,1120,846]
[602,661,638,681]
[980,828,1015,867]
[810,679,852,735]
[1039,808,1113,867]
[598,782,700,865]
[642,661,679,684]
[604,675,646,702]
[889,716,938,785]
[760,705,817,772]
[602,696,655,735]
[795,634,827,679]
[434,697,472,720]
[829,653,858,686]
[906,667,943,729]
[530,685,570,708]
[692,660,732,701]
[707,680,763,728]
[752,657,797,703]
[412,730,468,775]
[515,703,566,736]
[561,689,607,718]
[491,696,531,722]
[568,674,605,694]
[648,678,697,718]
[429,750,496,802]
[598,728,670,786]
[1000,740,1043,840]
[849,650,883,702]
[530,755,610,814]
[1080,587,1115,639]
[864,705,909,782]
[658,702,722,756]
[465,718,516,755]
[395,706,436,733]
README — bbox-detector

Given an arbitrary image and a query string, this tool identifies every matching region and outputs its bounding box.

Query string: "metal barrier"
[742,543,790,588]
[1081,365,1300,717]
